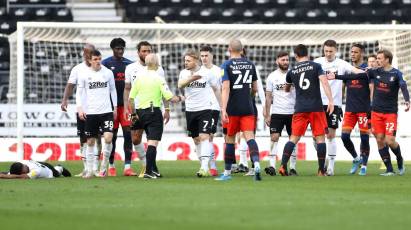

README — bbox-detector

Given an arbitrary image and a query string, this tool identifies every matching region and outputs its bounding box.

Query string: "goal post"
[7,22,411,160]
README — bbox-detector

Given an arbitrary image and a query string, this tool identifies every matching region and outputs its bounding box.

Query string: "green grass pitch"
[0,161,410,230]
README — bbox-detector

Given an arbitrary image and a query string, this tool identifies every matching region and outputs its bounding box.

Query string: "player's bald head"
[229,39,243,53]
[145,53,159,69]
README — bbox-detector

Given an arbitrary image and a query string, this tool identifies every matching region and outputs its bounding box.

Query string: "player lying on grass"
[0,160,71,179]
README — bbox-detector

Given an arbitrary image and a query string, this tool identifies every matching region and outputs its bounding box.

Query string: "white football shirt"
[68,62,88,110]
[314,57,354,107]
[266,69,295,115]
[19,160,54,179]
[77,65,117,115]
[179,66,218,112]
[125,61,165,107]
[202,64,221,111]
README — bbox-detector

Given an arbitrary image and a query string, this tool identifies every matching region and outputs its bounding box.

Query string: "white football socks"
[327,138,337,171]
[80,143,87,171]
[92,144,100,173]
[86,143,95,174]
[100,142,112,173]
[269,141,278,168]
[239,138,248,167]
[195,143,201,161]
[200,140,210,171]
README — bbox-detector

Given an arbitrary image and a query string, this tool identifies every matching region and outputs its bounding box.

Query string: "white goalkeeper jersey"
[76,65,117,115]
[125,61,165,107]
[179,66,219,112]
[68,62,88,110]
[19,160,54,179]
[266,69,295,115]
[314,57,354,107]
[202,64,221,111]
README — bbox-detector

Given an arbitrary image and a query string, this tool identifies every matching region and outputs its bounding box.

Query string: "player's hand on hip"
[327,103,334,115]
[61,100,68,112]
[405,101,410,112]
[163,110,170,124]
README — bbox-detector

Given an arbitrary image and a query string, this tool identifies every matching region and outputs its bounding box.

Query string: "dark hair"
[110,38,126,49]
[368,54,377,59]
[377,49,393,64]
[323,39,337,48]
[276,51,289,59]
[294,44,308,58]
[137,41,152,51]
[200,45,213,53]
[352,43,365,51]
[9,162,24,175]
[90,49,101,57]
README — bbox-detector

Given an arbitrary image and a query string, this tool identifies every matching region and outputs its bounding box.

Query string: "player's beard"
[139,56,145,64]
[279,64,289,71]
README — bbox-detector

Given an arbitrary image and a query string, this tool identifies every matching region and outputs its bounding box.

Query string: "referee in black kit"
[128,53,184,179]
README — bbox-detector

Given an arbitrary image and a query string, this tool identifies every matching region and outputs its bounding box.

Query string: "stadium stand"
[0,0,72,101]
[2,0,411,108]
[122,0,411,24]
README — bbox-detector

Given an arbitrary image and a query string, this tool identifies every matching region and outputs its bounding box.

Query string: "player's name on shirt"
[221,57,257,116]
[286,61,323,113]
[291,64,313,74]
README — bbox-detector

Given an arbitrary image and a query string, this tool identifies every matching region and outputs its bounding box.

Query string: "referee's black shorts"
[136,107,164,141]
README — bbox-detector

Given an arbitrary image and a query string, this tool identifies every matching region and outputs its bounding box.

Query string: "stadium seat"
[0,21,16,34]
[53,8,72,21]
[10,8,34,21]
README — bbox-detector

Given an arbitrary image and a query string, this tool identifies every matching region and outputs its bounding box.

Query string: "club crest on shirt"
[376,75,381,79]
[111,66,115,70]
[390,76,395,82]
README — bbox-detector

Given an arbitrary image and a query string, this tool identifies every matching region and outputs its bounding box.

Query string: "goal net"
[5,22,411,158]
